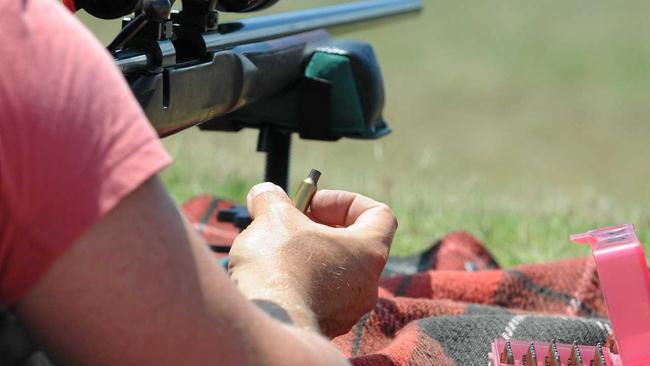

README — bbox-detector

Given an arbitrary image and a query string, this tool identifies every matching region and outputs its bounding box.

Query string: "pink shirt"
[0,0,171,306]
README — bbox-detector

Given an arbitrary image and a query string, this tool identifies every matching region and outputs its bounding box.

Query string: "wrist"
[233,269,320,333]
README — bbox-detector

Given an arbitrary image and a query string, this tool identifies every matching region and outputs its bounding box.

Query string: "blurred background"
[81,1,650,266]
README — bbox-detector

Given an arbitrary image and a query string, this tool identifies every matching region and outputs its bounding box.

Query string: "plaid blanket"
[182,196,615,366]
[333,232,614,365]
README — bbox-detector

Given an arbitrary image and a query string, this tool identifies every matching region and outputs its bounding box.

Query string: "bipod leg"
[257,127,291,191]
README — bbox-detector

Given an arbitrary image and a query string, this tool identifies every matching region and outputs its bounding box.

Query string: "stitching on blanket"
[500,315,527,339]
[595,319,612,335]
[351,312,372,357]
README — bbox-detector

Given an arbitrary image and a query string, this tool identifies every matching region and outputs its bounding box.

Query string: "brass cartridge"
[293,169,321,213]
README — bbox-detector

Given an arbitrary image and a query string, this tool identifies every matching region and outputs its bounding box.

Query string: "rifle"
[110,0,422,233]
[0,3,423,365]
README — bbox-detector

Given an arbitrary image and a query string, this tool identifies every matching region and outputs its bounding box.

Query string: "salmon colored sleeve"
[0,0,172,306]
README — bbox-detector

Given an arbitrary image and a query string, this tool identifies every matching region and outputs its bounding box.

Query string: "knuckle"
[368,228,395,250]
[370,249,389,272]
[375,205,398,242]
[361,235,389,256]
[377,203,398,226]
[376,246,390,262]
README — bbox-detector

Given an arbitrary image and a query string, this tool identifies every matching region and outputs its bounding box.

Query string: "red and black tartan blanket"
[182,195,615,366]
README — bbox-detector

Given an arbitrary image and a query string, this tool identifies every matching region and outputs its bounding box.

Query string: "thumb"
[247,182,293,219]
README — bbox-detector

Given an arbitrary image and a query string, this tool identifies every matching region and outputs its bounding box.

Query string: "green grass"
[82,1,650,267]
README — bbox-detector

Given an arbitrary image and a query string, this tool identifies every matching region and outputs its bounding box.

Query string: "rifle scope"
[76,0,278,19]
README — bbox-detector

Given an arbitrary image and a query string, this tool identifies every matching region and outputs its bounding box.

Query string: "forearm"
[16,177,349,365]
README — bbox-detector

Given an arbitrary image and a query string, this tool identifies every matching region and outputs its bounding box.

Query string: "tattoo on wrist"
[252,299,293,325]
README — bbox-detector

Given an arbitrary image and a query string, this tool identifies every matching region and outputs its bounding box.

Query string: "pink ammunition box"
[488,224,650,366]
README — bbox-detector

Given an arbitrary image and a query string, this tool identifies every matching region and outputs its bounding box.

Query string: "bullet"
[293,169,321,213]
[547,340,560,366]
[568,341,582,366]
[593,343,606,366]
[500,340,514,365]
[523,343,537,366]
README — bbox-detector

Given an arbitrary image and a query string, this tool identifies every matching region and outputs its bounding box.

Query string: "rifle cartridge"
[293,170,321,213]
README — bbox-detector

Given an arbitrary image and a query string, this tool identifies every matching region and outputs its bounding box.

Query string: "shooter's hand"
[228,182,397,338]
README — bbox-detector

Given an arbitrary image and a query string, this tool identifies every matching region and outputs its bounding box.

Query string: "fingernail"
[249,182,282,199]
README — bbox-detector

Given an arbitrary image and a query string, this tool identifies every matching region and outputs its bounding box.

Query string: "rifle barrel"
[114,0,421,71]
[206,0,422,51]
